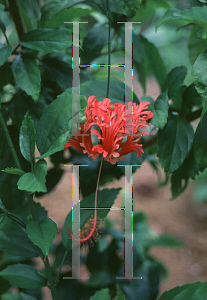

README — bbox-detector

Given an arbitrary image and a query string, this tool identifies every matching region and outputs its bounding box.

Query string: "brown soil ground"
[34,79,207,299]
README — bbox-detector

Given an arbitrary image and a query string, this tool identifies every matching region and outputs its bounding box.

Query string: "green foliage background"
[0,0,207,299]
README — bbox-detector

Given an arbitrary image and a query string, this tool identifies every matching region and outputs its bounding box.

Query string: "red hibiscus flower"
[64,96,154,164]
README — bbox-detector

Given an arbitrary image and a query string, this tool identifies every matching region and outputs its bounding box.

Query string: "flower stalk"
[67,155,104,245]
[55,250,69,285]
[43,256,58,300]
[0,110,21,170]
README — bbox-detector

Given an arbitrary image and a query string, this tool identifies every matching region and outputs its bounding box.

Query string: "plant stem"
[43,256,58,300]
[27,193,38,221]
[142,134,157,149]
[12,43,21,55]
[0,104,37,222]
[3,32,10,45]
[0,110,21,170]
[7,213,26,229]
[55,250,68,285]
[186,107,203,122]
[106,0,111,99]
[8,212,57,300]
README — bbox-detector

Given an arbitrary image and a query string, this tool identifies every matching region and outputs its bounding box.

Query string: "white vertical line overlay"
[116,165,142,280]
[72,22,80,136]
[125,22,133,136]
[116,21,142,280]
[63,164,89,280]
[64,21,88,137]
[117,21,141,138]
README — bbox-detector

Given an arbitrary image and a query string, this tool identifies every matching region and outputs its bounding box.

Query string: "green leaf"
[62,188,121,250]
[94,0,142,18]
[158,113,194,176]
[188,25,207,65]
[140,35,167,87]
[0,198,5,211]
[176,6,207,28]
[171,148,199,199]
[184,149,200,179]
[192,50,207,120]
[35,167,64,198]
[197,27,207,39]
[187,0,203,6]
[192,50,207,87]
[20,28,72,54]
[134,61,146,92]
[17,0,41,31]
[39,0,85,27]
[18,7,33,32]
[156,7,207,30]
[0,62,14,89]
[12,200,48,224]
[116,285,127,300]
[149,0,173,9]
[0,125,27,211]
[162,66,187,99]
[200,101,207,120]
[156,8,183,31]
[193,82,207,120]
[81,24,109,64]
[89,288,111,300]
[19,111,36,163]
[133,35,145,64]
[26,217,58,256]
[9,92,47,131]
[44,6,92,29]
[193,113,207,171]
[1,167,25,176]
[42,57,90,89]
[120,259,161,299]
[36,92,87,158]
[17,159,47,193]
[171,168,189,199]
[66,77,139,106]
[182,83,203,115]
[2,292,37,300]
[134,0,172,24]
[146,234,184,248]
[0,218,40,258]
[0,277,11,297]
[158,281,207,300]
[0,127,4,157]
[0,264,47,288]
[11,54,41,101]
[148,92,169,129]
[133,211,148,224]
[0,213,7,229]
[0,43,12,66]
[86,271,115,287]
